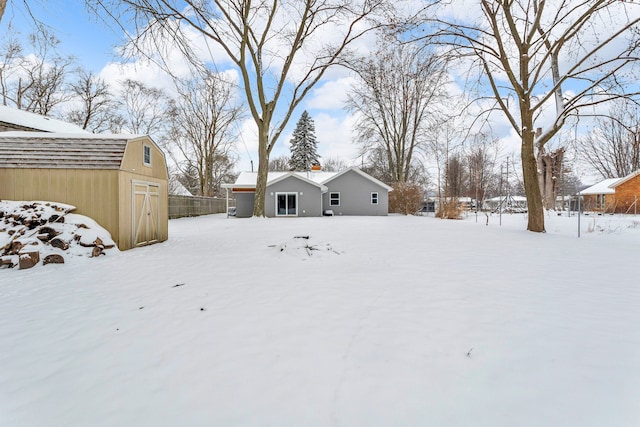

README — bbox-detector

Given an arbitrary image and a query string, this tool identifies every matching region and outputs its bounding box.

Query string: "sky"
[2,0,636,185]
[0,1,365,174]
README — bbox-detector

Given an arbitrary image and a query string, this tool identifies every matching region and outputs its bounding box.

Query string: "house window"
[143,145,152,166]
[330,192,340,206]
[276,192,297,216]
[597,194,606,211]
[371,192,379,205]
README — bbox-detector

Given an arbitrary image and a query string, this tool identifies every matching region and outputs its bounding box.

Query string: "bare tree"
[118,79,171,138]
[0,33,22,106]
[539,146,565,209]
[465,135,501,205]
[445,153,466,198]
[165,71,242,197]
[90,0,396,216]
[347,40,447,184]
[0,0,6,24]
[268,155,291,172]
[66,69,120,133]
[426,115,464,201]
[578,100,640,179]
[418,1,640,232]
[1,28,74,114]
[322,156,350,172]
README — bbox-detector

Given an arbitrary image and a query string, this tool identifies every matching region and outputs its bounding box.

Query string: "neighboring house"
[0,105,89,133]
[223,166,392,217]
[482,195,528,213]
[0,131,169,250]
[579,171,640,213]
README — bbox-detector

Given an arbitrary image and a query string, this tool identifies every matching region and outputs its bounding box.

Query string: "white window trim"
[330,192,341,206]
[371,192,379,205]
[143,145,152,166]
[275,192,298,217]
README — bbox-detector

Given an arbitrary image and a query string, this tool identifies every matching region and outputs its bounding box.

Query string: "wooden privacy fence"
[168,195,231,219]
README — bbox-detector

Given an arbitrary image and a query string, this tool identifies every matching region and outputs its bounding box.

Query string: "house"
[579,171,640,213]
[0,105,89,133]
[482,195,528,213]
[0,131,169,250]
[223,166,392,217]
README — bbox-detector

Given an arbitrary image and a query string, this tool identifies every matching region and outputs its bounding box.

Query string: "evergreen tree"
[289,111,320,170]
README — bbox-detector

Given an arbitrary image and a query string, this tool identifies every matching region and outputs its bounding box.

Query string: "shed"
[0,132,168,250]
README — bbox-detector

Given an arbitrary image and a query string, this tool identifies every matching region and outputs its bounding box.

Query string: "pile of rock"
[0,201,118,269]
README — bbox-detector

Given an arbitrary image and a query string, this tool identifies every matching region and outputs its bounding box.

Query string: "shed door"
[132,181,160,247]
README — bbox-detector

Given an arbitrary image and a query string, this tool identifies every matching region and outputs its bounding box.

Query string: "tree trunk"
[0,0,6,25]
[253,126,270,217]
[522,130,545,232]
[539,148,565,210]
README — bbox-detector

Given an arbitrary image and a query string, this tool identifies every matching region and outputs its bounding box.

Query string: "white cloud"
[306,77,356,111]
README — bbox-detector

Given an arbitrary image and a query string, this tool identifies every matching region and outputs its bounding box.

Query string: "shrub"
[389,182,423,215]
[436,199,464,219]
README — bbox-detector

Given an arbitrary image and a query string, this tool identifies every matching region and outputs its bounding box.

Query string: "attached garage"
[0,132,168,250]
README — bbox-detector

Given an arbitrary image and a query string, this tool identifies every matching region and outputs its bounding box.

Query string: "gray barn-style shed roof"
[0,132,136,169]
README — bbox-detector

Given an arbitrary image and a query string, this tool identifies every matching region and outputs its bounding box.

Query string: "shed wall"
[121,138,169,180]
[117,172,168,250]
[323,170,389,215]
[0,168,120,237]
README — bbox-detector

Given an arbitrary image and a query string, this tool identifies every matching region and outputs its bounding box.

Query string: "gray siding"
[235,193,255,218]
[323,170,389,215]
[266,176,323,217]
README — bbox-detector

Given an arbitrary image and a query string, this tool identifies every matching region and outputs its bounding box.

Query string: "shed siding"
[117,172,168,250]
[0,168,120,238]
[323,170,389,216]
[121,138,169,180]
[266,176,323,217]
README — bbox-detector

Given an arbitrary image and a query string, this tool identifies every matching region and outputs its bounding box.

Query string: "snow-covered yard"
[1,212,639,426]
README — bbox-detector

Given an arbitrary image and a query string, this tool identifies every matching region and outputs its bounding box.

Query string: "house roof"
[224,170,330,192]
[0,131,147,170]
[224,167,393,192]
[320,167,394,191]
[578,178,620,195]
[0,105,89,134]
[609,169,640,188]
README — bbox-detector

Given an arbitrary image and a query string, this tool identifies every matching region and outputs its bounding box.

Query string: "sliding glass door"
[276,193,297,216]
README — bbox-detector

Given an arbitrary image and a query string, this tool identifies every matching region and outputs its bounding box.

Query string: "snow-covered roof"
[224,167,393,191]
[0,105,90,134]
[579,178,620,195]
[169,181,193,196]
[609,170,640,188]
[225,170,332,191]
[485,195,528,202]
[0,132,148,170]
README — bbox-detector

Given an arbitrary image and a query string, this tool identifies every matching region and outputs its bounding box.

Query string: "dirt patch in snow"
[270,235,342,259]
